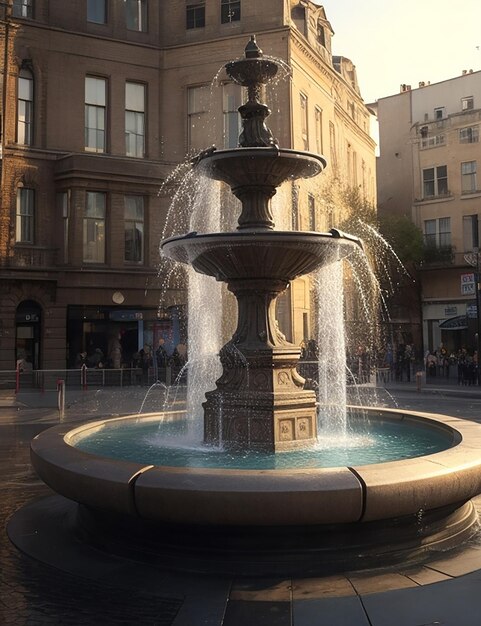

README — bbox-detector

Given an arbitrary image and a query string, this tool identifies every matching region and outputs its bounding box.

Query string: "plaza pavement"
[3,381,481,624]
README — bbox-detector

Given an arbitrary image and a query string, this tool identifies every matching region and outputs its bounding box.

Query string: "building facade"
[0,0,375,370]
[377,71,481,353]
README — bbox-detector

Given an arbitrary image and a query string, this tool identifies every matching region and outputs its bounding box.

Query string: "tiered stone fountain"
[23,37,481,576]
[162,35,360,452]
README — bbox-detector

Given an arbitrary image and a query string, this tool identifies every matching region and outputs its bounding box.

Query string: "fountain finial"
[225,35,278,148]
[245,35,261,59]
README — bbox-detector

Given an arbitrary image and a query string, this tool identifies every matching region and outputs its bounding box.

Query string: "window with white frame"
[463,215,479,252]
[125,82,145,158]
[223,83,242,148]
[462,96,474,111]
[15,188,34,243]
[314,106,323,154]
[85,76,106,153]
[300,92,308,151]
[461,161,477,193]
[125,0,147,31]
[186,3,205,28]
[221,0,240,23]
[187,84,209,150]
[12,0,33,18]
[87,0,107,24]
[421,134,445,149]
[424,217,450,248]
[17,67,33,145]
[124,196,144,263]
[422,165,448,198]
[83,192,106,263]
[460,126,479,143]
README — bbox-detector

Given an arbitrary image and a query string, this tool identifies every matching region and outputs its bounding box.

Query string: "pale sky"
[321,0,481,104]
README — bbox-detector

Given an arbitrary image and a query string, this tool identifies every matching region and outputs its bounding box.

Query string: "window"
[421,134,445,149]
[125,0,147,31]
[462,96,474,111]
[422,165,448,198]
[124,196,144,263]
[463,215,479,252]
[300,92,308,151]
[424,217,451,248]
[460,126,479,143]
[315,106,323,154]
[352,151,358,186]
[329,121,337,170]
[308,194,316,231]
[188,84,209,150]
[17,68,33,145]
[58,191,69,263]
[434,107,445,120]
[461,161,477,193]
[223,83,242,148]
[12,0,33,18]
[291,186,299,231]
[87,0,107,24]
[186,3,205,29]
[221,0,240,23]
[83,192,106,263]
[85,76,106,153]
[125,82,145,158]
[16,188,34,243]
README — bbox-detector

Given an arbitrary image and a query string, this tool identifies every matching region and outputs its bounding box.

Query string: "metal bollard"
[57,379,65,418]
[416,371,423,392]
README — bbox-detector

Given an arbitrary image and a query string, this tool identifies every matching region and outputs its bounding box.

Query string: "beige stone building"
[377,71,481,353]
[0,0,375,370]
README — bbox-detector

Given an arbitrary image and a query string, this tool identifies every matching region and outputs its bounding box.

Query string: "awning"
[439,315,468,330]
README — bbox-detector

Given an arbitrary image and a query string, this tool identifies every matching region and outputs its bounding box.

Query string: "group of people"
[425,346,479,386]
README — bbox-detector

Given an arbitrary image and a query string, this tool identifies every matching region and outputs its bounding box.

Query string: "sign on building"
[461,273,476,295]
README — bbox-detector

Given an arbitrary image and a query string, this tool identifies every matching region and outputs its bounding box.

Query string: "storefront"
[66,305,186,368]
[15,300,42,369]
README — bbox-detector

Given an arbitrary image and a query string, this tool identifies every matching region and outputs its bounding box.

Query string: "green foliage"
[378,214,424,265]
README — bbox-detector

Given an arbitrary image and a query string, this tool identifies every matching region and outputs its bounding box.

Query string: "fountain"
[26,37,481,575]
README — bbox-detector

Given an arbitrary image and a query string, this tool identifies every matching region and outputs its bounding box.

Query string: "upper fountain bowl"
[196,147,326,190]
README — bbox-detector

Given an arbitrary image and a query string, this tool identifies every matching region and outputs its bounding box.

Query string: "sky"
[319,0,481,104]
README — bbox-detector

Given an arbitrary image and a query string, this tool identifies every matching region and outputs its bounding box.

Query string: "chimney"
[419,81,425,88]
[462,70,468,75]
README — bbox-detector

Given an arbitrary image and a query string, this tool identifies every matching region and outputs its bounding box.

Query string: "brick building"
[0,0,375,370]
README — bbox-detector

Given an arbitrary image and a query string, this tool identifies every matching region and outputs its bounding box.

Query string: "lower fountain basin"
[161,230,360,281]
[31,407,481,527]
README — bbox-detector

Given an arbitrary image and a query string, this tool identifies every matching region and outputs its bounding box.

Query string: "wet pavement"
[3,383,481,625]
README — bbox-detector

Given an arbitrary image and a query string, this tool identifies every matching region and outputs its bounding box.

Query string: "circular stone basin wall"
[30,407,481,527]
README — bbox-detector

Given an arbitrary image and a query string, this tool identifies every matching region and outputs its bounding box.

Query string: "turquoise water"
[74,417,453,469]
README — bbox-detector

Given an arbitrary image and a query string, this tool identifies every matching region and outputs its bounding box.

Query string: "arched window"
[17,67,34,145]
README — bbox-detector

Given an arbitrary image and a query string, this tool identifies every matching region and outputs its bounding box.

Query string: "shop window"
[15,188,34,243]
[124,195,144,263]
[125,0,147,31]
[83,191,106,263]
[186,3,205,29]
[17,67,33,145]
[221,0,240,23]
[85,76,106,153]
[125,82,145,157]
[87,0,106,23]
